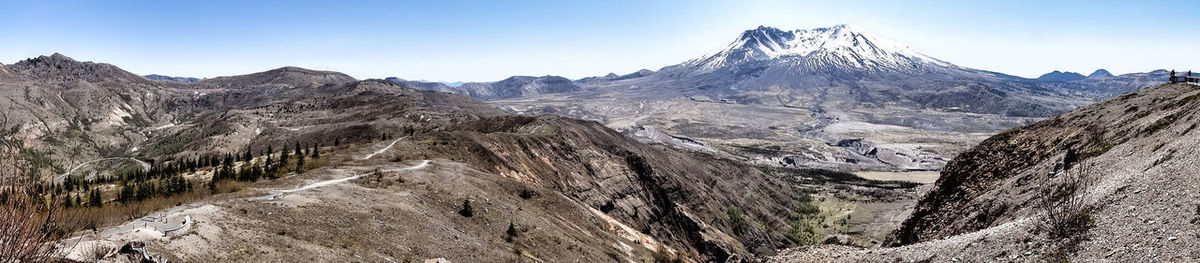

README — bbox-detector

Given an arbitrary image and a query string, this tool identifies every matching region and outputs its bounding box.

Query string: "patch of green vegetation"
[1081,143,1113,159]
[784,188,823,246]
[20,147,62,175]
[151,129,199,155]
[726,207,746,233]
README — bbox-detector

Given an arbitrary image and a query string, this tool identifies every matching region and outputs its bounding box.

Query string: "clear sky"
[1,0,1197,82]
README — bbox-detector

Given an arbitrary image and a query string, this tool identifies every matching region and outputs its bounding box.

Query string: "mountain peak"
[197,66,356,88]
[1088,69,1113,78]
[1036,70,1086,82]
[679,24,949,75]
[9,53,145,83]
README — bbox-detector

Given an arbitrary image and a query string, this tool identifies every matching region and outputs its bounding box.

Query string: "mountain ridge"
[391,75,580,100]
[195,66,357,88]
[8,53,149,83]
[145,74,201,83]
[665,24,953,77]
[1036,70,1087,82]
[1087,69,1113,78]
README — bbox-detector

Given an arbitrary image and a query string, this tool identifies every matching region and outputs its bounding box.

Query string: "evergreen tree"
[295,155,305,173]
[265,149,274,172]
[334,138,340,147]
[311,143,319,158]
[294,142,302,157]
[118,182,134,203]
[279,147,290,173]
[89,189,102,207]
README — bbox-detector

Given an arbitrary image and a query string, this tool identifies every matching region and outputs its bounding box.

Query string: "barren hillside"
[773,83,1200,262]
[0,54,924,262]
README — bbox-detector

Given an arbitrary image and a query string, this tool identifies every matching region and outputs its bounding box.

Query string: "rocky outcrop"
[0,63,18,81]
[403,115,858,260]
[9,53,149,83]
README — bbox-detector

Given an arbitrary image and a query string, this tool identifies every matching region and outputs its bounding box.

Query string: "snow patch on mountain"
[678,24,950,74]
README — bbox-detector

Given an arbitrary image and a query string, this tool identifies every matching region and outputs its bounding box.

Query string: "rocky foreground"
[773,83,1200,262]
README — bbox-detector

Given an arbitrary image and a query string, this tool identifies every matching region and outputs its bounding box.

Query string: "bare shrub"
[86,243,115,260]
[0,145,78,262]
[1041,159,1097,238]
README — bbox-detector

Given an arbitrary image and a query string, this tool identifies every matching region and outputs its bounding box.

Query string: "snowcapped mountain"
[668,24,954,76]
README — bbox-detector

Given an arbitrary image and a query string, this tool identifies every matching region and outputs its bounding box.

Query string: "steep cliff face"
[765,82,1200,262]
[774,82,1200,262]
[392,115,843,260]
[888,83,1200,246]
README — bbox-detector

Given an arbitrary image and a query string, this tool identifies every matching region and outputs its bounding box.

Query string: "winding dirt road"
[57,157,151,182]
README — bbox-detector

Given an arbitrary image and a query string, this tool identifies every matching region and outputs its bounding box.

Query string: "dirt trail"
[362,138,403,160]
[57,157,151,181]
[253,160,430,201]
[283,160,429,193]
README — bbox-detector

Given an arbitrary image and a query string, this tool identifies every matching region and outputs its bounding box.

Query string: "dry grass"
[84,242,114,261]
[62,190,212,233]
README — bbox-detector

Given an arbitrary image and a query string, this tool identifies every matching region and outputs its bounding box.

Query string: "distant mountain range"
[470,24,1167,171]
[1036,70,1087,82]
[144,74,202,83]
[387,75,580,100]
[1034,69,1114,82]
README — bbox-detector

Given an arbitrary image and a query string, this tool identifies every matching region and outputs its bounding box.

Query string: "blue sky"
[1,0,1197,81]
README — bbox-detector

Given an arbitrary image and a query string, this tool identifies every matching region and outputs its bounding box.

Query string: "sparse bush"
[726,207,746,234]
[1041,160,1098,238]
[459,200,474,217]
[518,189,537,199]
[505,222,518,242]
[651,250,684,263]
[785,188,823,246]
[87,243,114,260]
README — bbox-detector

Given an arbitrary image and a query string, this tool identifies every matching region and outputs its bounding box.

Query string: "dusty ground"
[496,91,1017,173]
[772,83,1200,262]
[63,139,673,262]
[851,171,940,184]
[61,134,932,262]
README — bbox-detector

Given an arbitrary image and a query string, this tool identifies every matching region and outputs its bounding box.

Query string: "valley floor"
[61,136,931,262]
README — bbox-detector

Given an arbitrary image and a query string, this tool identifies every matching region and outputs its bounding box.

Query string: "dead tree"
[0,145,78,262]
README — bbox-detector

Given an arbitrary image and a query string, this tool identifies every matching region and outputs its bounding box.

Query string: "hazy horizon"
[2,0,1197,82]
